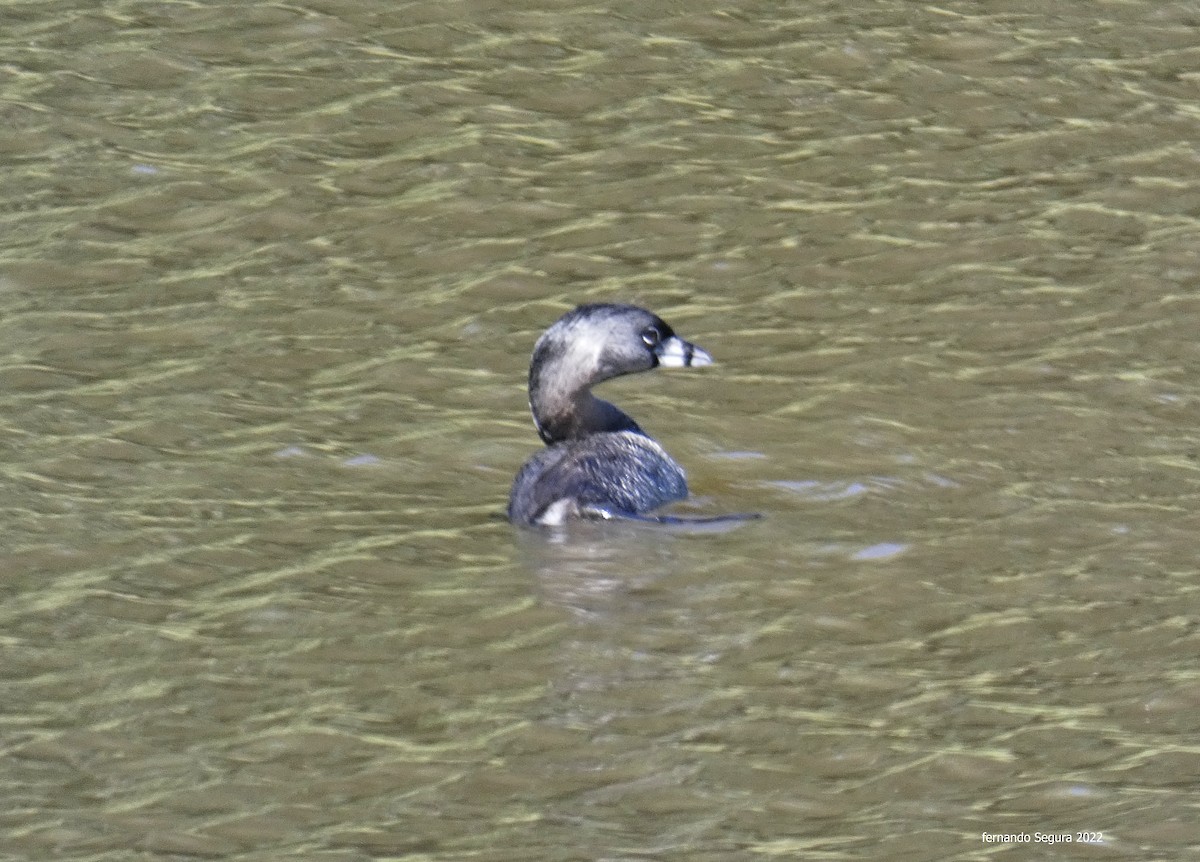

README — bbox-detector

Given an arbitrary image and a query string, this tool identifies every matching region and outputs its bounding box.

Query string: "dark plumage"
[507,303,712,527]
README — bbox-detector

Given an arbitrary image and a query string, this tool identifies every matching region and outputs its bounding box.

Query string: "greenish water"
[2,1,1199,859]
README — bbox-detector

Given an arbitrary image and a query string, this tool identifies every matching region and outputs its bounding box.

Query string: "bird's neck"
[531,388,641,445]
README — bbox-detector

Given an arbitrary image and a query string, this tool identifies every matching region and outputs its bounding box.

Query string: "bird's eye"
[641,326,661,348]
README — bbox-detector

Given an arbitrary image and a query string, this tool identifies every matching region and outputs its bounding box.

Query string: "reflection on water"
[3,0,1199,858]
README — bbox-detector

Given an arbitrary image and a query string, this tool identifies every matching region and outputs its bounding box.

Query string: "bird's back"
[507,431,689,526]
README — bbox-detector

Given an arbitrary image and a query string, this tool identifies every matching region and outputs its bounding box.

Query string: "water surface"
[3,1,1199,859]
